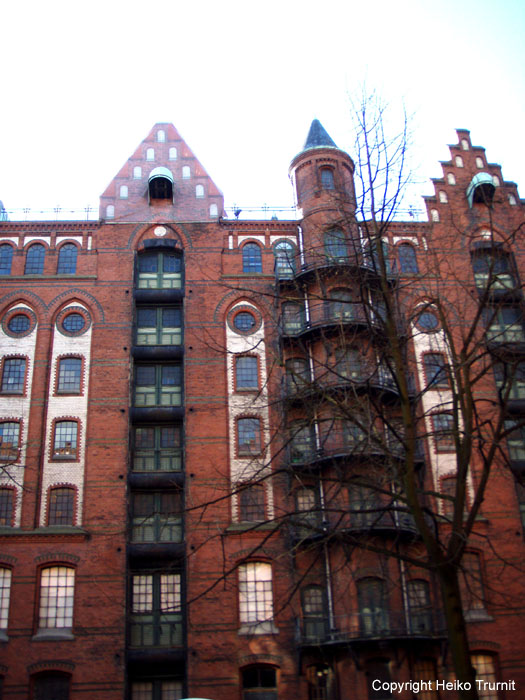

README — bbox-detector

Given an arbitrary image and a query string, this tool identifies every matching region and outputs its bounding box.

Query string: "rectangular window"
[0,422,20,462]
[471,655,498,700]
[0,568,12,630]
[238,562,274,624]
[57,358,82,393]
[472,250,516,291]
[137,251,182,289]
[236,356,259,389]
[52,421,78,458]
[33,673,70,700]
[460,553,485,613]
[130,573,182,647]
[423,353,449,388]
[1,358,26,393]
[237,418,262,455]
[0,489,14,526]
[242,667,277,700]
[48,488,75,526]
[132,492,182,543]
[38,567,75,629]
[505,420,525,461]
[131,680,183,700]
[432,414,455,451]
[239,483,265,522]
[412,660,438,700]
[133,426,182,472]
[136,307,182,346]
[134,365,182,407]
[486,307,525,344]
[494,362,525,401]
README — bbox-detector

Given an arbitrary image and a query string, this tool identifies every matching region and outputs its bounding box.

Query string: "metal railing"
[297,609,445,645]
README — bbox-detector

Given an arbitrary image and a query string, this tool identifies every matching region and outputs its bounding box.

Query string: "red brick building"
[0,121,524,699]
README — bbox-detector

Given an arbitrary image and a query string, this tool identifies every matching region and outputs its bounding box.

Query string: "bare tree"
[188,96,525,700]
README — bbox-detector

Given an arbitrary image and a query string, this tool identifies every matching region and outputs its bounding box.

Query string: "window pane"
[432,414,454,450]
[243,243,263,273]
[0,568,12,629]
[38,567,75,628]
[7,315,30,333]
[0,489,14,526]
[136,366,156,385]
[238,419,261,454]
[398,244,418,273]
[234,312,256,331]
[320,168,334,189]
[239,563,273,623]
[33,673,70,700]
[358,579,389,635]
[133,426,182,472]
[57,244,78,274]
[25,244,45,274]
[62,313,85,333]
[131,573,182,648]
[239,484,265,521]
[471,655,497,700]
[1,358,26,393]
[423,353,448,388]
[324,229,347,259]
[0,422,20,461]
[48,488,75,526]
[53,422,78,457]
[57,358,81,393]
[236,356,258,389]
[0,245,13,275]
[274,241,295,277]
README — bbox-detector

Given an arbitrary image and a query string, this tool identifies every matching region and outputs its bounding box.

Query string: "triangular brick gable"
[99,123,224,223]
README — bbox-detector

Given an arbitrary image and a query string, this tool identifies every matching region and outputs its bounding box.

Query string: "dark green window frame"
[136,307,182,346]
[134,365,182,407]
[133,425,182,472]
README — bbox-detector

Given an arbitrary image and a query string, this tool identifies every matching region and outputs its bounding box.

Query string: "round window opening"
[8,314,30,334]
[417,310,439,331]
[234,312,256,332]
[62,313,86,333]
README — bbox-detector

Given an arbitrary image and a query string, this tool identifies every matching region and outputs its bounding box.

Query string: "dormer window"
[467,173,495,207]
[148,167,174,201]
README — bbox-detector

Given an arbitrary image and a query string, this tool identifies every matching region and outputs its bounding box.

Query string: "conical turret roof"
[303,119,338,150]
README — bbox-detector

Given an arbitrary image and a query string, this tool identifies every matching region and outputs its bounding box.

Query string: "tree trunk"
[438,564,479,700]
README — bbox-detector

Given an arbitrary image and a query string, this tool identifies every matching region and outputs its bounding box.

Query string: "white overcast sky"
[0,0,523,219]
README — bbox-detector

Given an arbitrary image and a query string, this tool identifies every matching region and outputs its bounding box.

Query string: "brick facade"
[0,122,524,699]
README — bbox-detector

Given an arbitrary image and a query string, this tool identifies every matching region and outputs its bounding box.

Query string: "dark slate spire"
[303,119,337,150]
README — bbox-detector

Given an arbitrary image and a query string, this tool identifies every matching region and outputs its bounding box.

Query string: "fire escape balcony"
[275,251,397,286]
[279,302,385,341]
[282,366,414,405]
[286,428,425,471]
[296,609,446,647]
